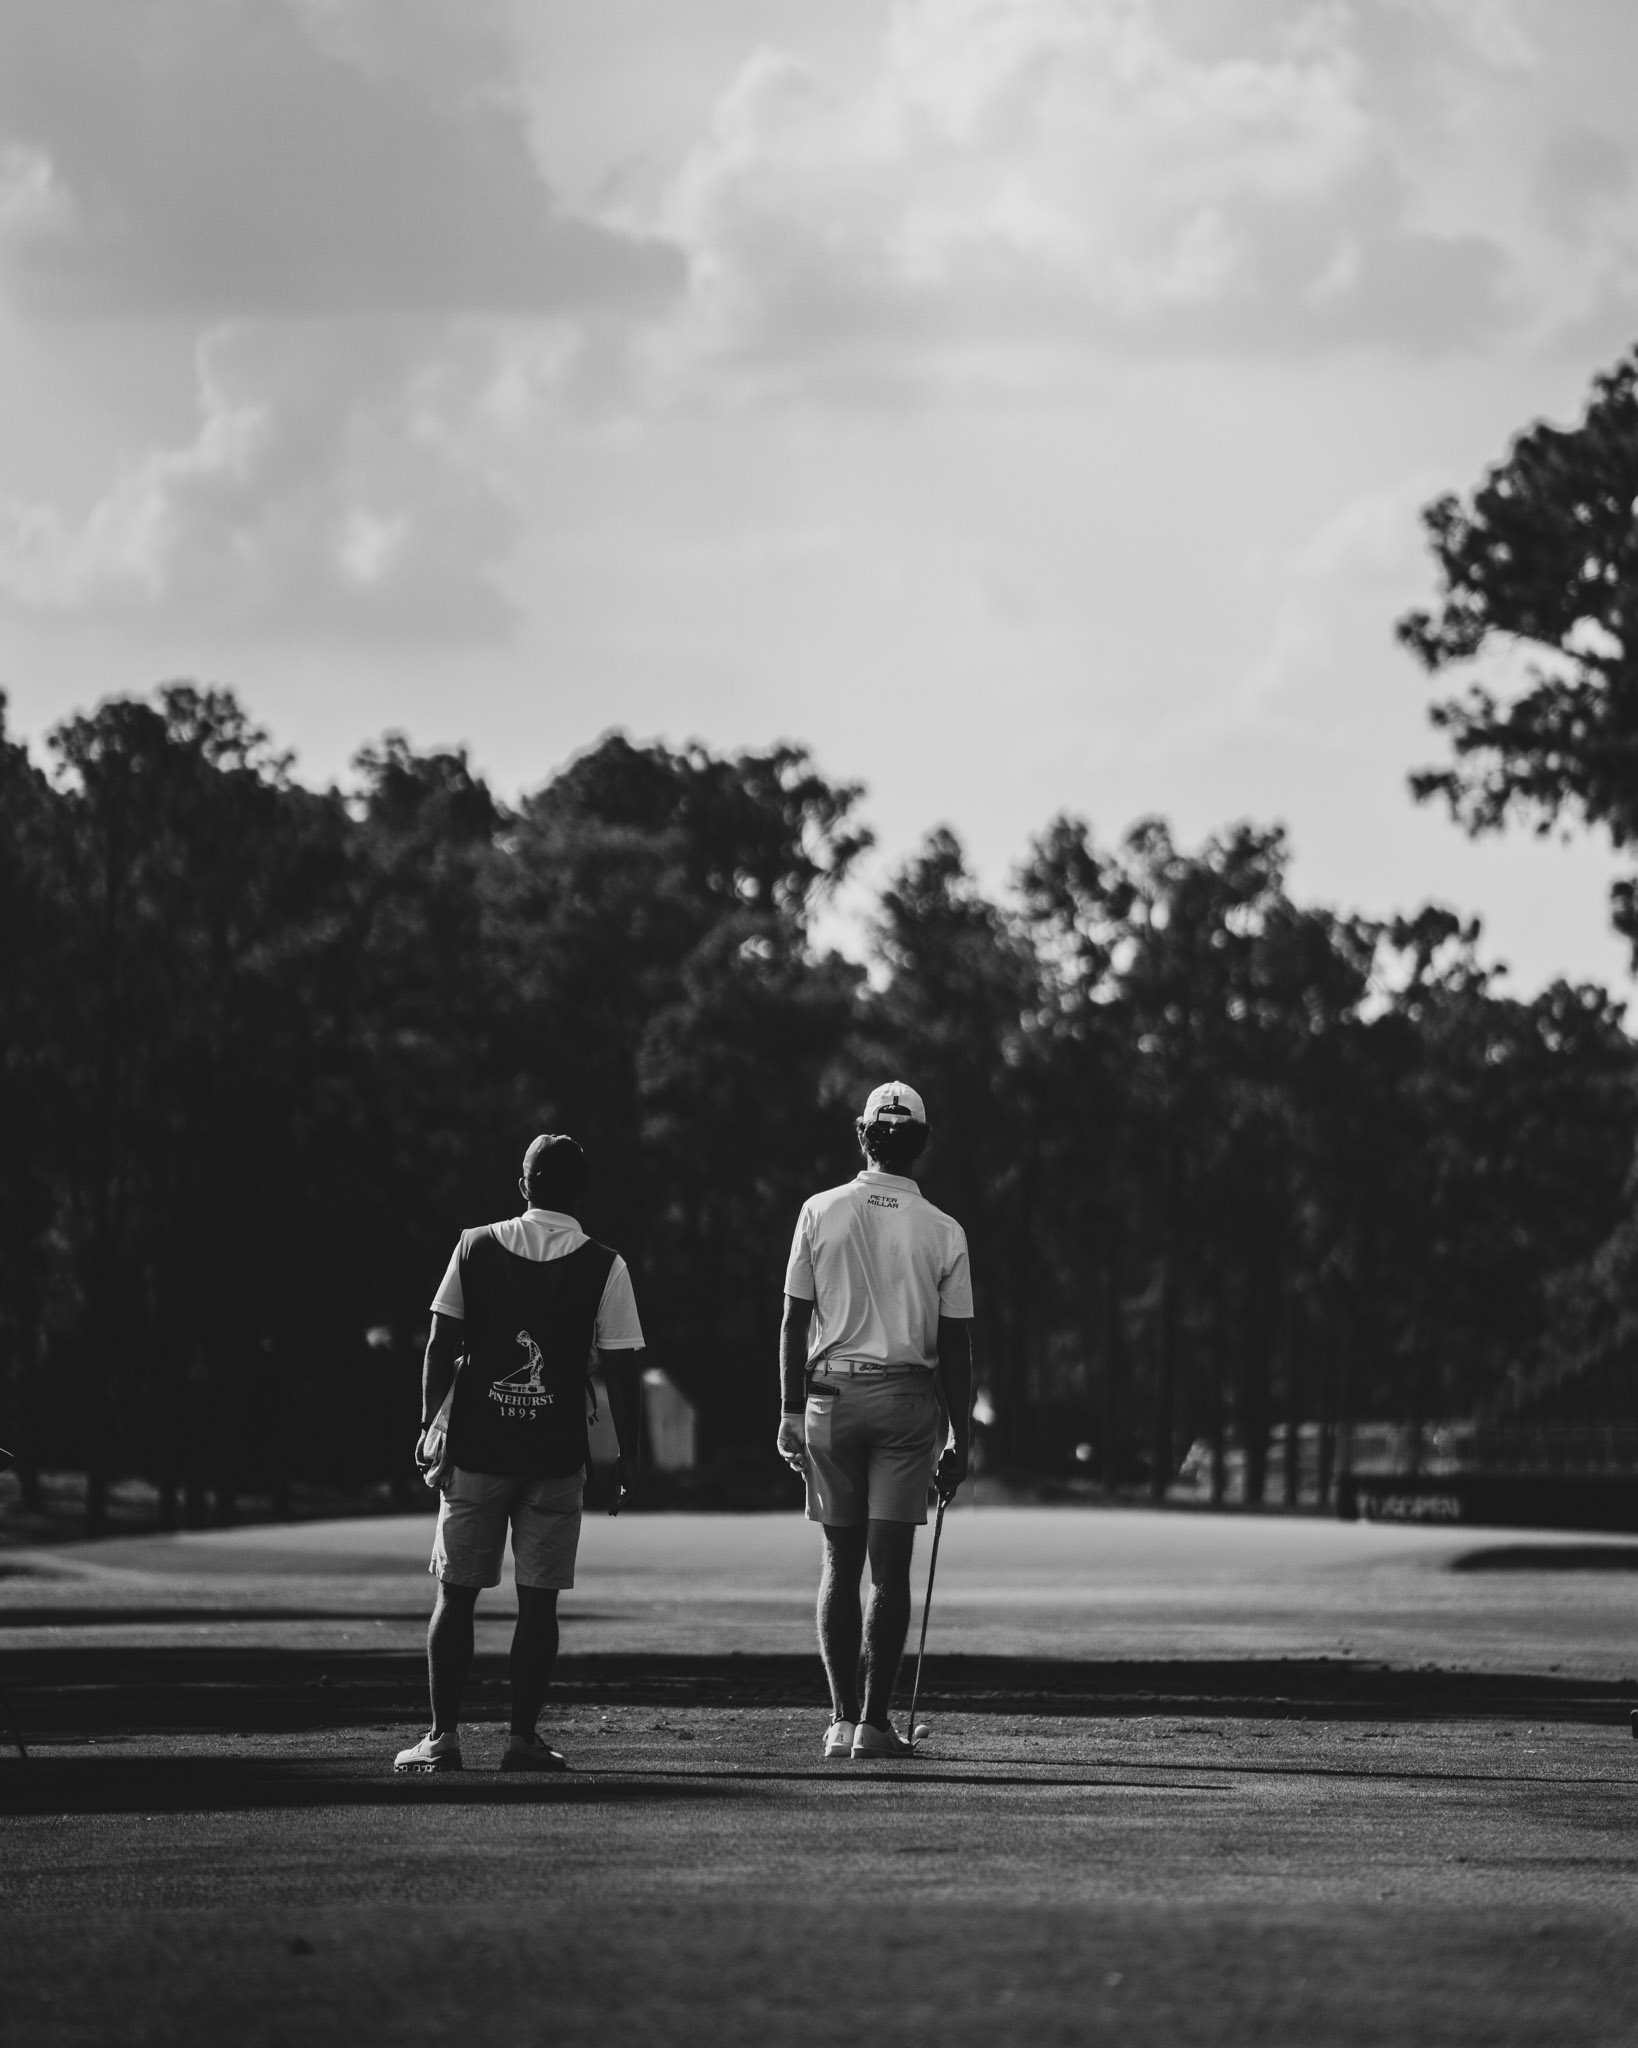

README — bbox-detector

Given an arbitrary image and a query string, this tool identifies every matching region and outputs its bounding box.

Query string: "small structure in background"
[642,1368,697,1472]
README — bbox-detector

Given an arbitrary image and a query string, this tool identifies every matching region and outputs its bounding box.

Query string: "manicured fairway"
[3,1509,1638,2043]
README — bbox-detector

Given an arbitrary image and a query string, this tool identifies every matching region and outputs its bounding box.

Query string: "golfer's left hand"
[776,1415,806,1474]
[936,1443,969,1504]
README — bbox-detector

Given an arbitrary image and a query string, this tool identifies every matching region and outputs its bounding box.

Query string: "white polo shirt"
[430,1208,645,1349]
[783,1171,973,1372]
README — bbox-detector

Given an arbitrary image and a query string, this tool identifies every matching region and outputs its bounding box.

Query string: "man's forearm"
[598,1351,643,1462]
[779,1298,813,1413]
[421,1315,461,1431]
[937,1320,973,1451]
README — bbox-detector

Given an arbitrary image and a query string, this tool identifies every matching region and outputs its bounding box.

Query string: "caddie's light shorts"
[802,1368,942,1527]
[430,1466,583,1591]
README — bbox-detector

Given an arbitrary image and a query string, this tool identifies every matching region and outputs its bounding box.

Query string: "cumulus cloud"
[6,0,1633,648]
[0,0,680,637]
[1361,0,1638,341]
[630,0,1517,393]
[0,0,681,317]
[0,141,77,248]
[617,0,1638,397]
[1395,0,1539,72]
[0,320,556,637]
[1240,472,1445,729]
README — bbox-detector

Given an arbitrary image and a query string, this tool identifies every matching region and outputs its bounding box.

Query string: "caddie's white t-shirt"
[783,1171,973,1371]
[430,1208,645,1349]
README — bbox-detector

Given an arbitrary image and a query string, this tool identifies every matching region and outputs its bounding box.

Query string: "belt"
[811,1359,928,1379]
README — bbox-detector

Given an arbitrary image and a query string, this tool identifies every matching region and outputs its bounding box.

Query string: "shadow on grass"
[0,1756,743,1817]
[7,1647,1637,1740]
[0,1753,1248,1818]
[1451,1544,1638,1573]
[0,1608,557,1628]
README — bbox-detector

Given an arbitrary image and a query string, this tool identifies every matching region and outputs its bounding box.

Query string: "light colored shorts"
[802,1368,942,1527]
[430,1466,584,1591]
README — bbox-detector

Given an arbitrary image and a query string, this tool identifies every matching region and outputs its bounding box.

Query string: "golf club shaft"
[0,1680,27,1763]
[907,1494,946,1749]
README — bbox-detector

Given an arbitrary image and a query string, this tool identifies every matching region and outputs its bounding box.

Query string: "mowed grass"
[6,1510,1638,2041]
[5,1708,1638,2046]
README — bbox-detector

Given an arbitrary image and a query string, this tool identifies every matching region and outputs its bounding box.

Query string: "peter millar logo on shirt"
[490,1329,556,1415]
[867,1193,900,1209]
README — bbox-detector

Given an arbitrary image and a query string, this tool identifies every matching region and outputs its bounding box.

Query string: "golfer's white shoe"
[499,1733,570,1773]
[823,1718,857,1759]
[851,1719,916,1759]
[393,1730,462,1774]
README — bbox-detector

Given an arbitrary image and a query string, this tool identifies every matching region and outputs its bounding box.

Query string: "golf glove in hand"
[416,1421,453,1494]
[936,1443,968,1504]
[776,1414,806,1473]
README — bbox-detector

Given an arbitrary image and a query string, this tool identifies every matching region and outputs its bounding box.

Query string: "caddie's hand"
[936,1442,969,1505]
[609,1454,631,1517]
[776,1414,806,1474]
[414,1424,444,1483]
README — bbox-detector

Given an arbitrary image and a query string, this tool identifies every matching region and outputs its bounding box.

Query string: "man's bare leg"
[428,1581,479,1737]
[510,1585,560,1740]
[860,1519,916,1730]
[818,1524,869,1723]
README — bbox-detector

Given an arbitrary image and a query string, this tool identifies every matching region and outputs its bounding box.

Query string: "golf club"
[0,1446,27,1761]
[905,1492,946,1754]
[0,1679,27,1764]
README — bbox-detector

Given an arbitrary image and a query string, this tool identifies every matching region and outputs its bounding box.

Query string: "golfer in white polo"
[777,1082,973,1760]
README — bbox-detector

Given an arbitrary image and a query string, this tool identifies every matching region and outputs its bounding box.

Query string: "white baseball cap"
[861,1080,926,1127]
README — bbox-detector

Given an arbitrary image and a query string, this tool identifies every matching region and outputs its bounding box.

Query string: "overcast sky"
[3,0,1637,990]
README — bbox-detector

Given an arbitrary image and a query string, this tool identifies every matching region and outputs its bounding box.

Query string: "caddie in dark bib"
[445,1228,617,1477]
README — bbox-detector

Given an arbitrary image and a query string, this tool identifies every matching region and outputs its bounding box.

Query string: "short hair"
[521,1133,586,1211]
[857,1116,928,1176]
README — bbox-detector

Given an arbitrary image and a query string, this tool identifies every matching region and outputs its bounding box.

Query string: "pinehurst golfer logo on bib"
[488,1329,556,1413]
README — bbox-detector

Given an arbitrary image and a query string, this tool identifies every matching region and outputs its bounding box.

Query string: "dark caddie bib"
[446,1229,617,1478]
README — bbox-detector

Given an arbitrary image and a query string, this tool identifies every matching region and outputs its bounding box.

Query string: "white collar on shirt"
[523,1206,581,1229]
[855,1171,919,1193]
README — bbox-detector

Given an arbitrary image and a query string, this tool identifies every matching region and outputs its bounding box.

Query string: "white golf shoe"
[823,1718,857,1759]
[851,1719,916,1759]
[499,1733,569,1773]
[393,1729,463,1774]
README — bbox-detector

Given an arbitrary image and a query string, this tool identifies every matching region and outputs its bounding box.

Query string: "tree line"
[8,342,1638,1530]
[1,694,1633,1529]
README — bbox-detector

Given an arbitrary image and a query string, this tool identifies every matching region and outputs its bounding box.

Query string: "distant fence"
[1173,1420,1638,1527]
[1339,1473,1638,1533]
